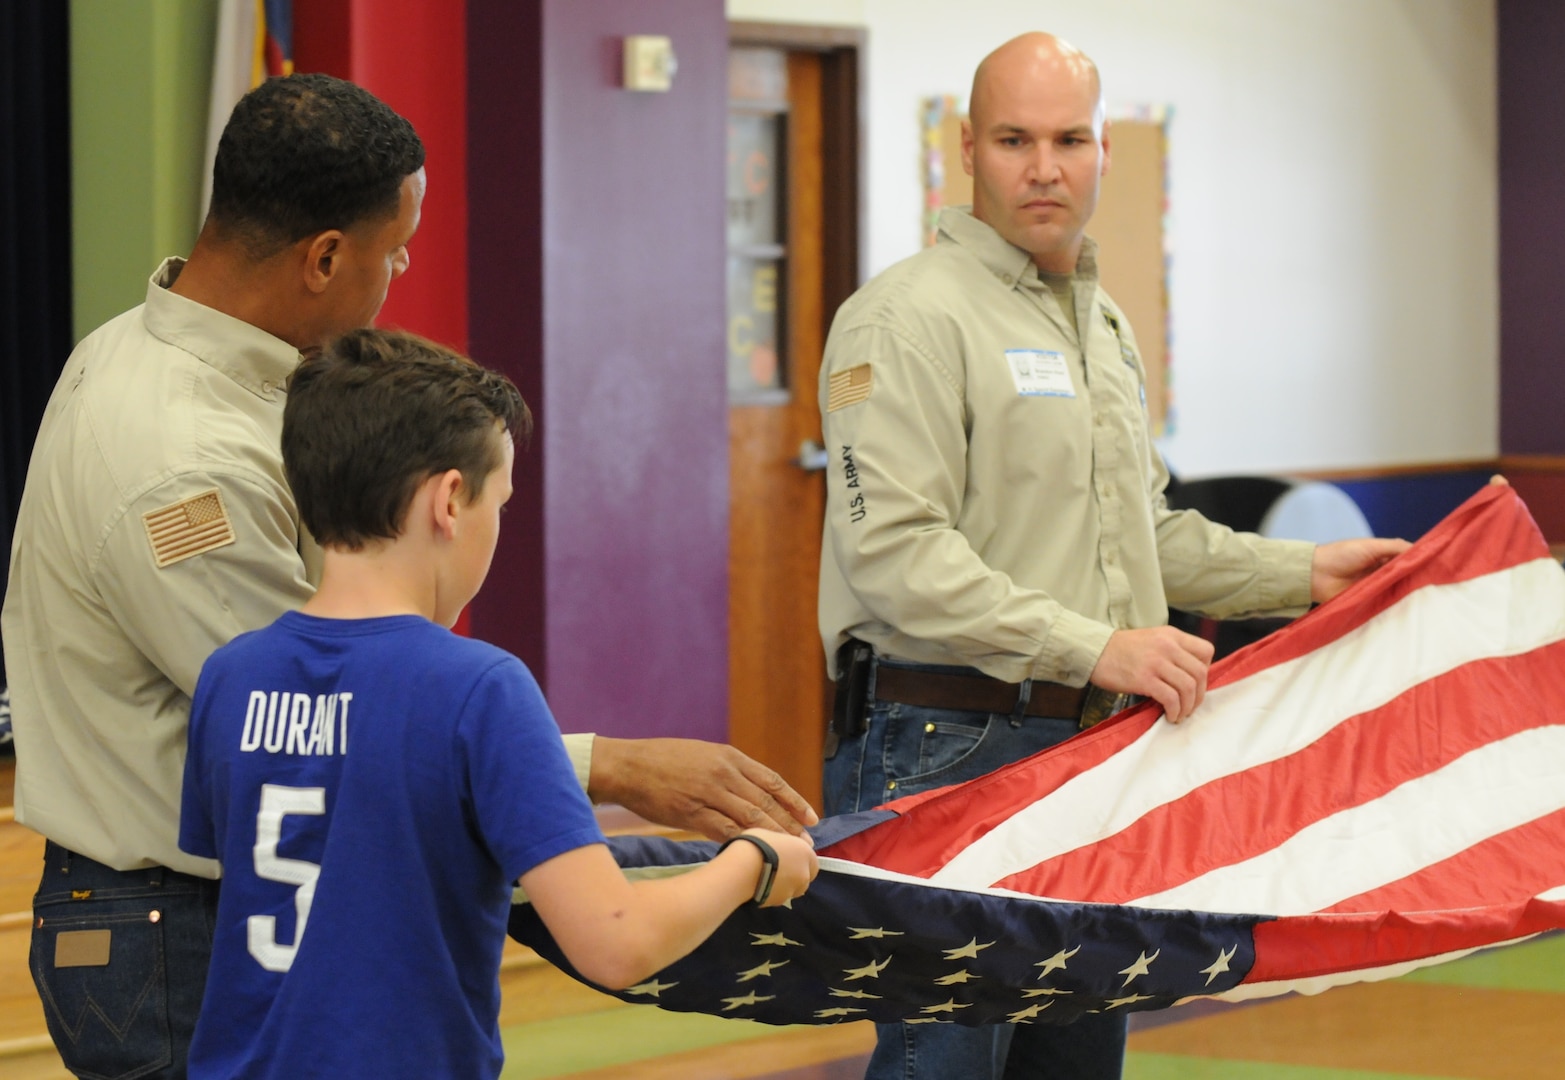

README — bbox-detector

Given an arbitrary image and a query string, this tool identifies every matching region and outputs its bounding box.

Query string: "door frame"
[724,21,865,804]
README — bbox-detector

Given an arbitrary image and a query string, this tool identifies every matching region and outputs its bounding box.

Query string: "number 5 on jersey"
[249,784,326,972]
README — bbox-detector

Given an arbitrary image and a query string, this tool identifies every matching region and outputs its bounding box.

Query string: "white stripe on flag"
[928,558,1565,891]
[1128,726,1565,913]
[815,857,1079,903]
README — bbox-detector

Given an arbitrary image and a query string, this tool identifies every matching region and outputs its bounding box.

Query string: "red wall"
[294,0,468,353]
[295,0,472,631]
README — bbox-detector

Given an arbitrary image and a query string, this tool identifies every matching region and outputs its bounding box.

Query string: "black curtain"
[1,1,73,684]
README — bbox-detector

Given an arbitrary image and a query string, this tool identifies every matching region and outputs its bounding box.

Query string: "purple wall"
[468,0,730,740]
[1499,0,1565,456]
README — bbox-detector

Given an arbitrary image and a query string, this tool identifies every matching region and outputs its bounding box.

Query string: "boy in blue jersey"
[179,329,818,1079]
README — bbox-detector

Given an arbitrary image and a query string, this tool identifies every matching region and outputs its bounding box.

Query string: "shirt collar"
[142,257,302,403]
[935,206,1101,291]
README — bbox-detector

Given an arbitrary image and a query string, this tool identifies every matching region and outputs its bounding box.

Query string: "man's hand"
[588,737,820,841]
[1310,538,1410,604]
[1089,626,1215,724]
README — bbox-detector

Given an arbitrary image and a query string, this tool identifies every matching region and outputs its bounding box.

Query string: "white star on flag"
[920,998,973,1014]
[942,938,994,960]
[847,927,905,939]
[721,991,775,1011]
[1201,945,1238,986]
[1007,1002,1052,1022]
[737,959,790,982]
[624,979,677,997]
[1106,993,1154,1009]
[1034,945,1080,978]
[1118,949,1160,987]
[934,970,979,985]
[749,931,803,948]
[842,956,892,980]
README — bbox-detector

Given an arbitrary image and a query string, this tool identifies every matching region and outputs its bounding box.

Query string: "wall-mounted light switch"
[623,35,677,92]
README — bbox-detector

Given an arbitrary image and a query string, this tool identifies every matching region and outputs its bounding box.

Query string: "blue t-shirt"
[180,612,604,1079]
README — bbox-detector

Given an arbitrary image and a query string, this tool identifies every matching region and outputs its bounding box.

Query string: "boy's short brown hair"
[283,329,529,549]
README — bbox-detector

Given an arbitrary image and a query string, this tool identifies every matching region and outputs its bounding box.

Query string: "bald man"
[816,34,1405,1080]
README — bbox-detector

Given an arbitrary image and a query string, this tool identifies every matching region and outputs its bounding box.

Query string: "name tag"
[1004,349,1075,398]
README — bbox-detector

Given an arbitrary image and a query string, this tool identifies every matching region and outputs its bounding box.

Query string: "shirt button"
[1001,273,1014,285]
[262,381,274,395]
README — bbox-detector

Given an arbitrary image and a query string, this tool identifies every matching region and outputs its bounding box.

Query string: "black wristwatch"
[719,833,780,905]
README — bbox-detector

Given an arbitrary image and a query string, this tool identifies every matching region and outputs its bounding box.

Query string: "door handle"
[795,439,829,472]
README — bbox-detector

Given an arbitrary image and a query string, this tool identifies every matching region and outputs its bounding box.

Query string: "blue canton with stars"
[508,813,1262,1027]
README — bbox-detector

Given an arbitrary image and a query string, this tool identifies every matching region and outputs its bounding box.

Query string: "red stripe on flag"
[991,644,1565,901]
[1322,806,1565,917]
[1249,897,1565,984]
[1209,486,1549,692]
[819,700,1164,873]
[819,488,1551,882]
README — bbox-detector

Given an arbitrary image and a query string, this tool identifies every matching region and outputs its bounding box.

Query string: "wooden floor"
[5,754,1565,1080]
[0,756,69,1079]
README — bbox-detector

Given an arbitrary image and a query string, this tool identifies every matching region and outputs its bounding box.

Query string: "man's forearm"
[584,736,817,840]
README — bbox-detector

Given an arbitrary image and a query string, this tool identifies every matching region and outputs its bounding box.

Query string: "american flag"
[510,485,1565,1025]
[202,0,294,216]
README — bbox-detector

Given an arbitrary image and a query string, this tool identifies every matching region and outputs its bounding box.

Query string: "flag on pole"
[510,485,1565,1025]
[201,0,294,217]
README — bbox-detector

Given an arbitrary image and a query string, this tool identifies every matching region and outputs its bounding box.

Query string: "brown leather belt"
[874,665,1088,720]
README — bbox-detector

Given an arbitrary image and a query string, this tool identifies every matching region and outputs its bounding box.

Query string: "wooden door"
[725,45,831,808]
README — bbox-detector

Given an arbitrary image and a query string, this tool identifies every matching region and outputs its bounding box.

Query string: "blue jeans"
[823,658,1128,1080]
[30,842,218,1080]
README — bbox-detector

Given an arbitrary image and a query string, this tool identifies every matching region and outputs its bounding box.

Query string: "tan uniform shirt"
[819,208,1314,684]
[2,260,594,875]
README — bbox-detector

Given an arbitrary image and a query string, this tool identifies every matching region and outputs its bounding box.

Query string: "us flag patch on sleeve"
[143,489,237,568]
[827,364,873,412]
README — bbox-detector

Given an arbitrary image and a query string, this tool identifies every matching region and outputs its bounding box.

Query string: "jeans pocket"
[31,901,172,1080]
[880,705,993,795]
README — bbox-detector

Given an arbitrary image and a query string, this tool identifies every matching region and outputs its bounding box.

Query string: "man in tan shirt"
[818,35,1405,1080]
[4,74,813,1079]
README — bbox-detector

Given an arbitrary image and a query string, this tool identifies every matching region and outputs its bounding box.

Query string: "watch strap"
[719,833,780,905]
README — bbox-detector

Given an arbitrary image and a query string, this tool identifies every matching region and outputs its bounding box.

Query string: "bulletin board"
[922,99,1172,434]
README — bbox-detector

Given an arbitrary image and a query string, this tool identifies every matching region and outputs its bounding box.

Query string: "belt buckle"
[1080,686,1139,730]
